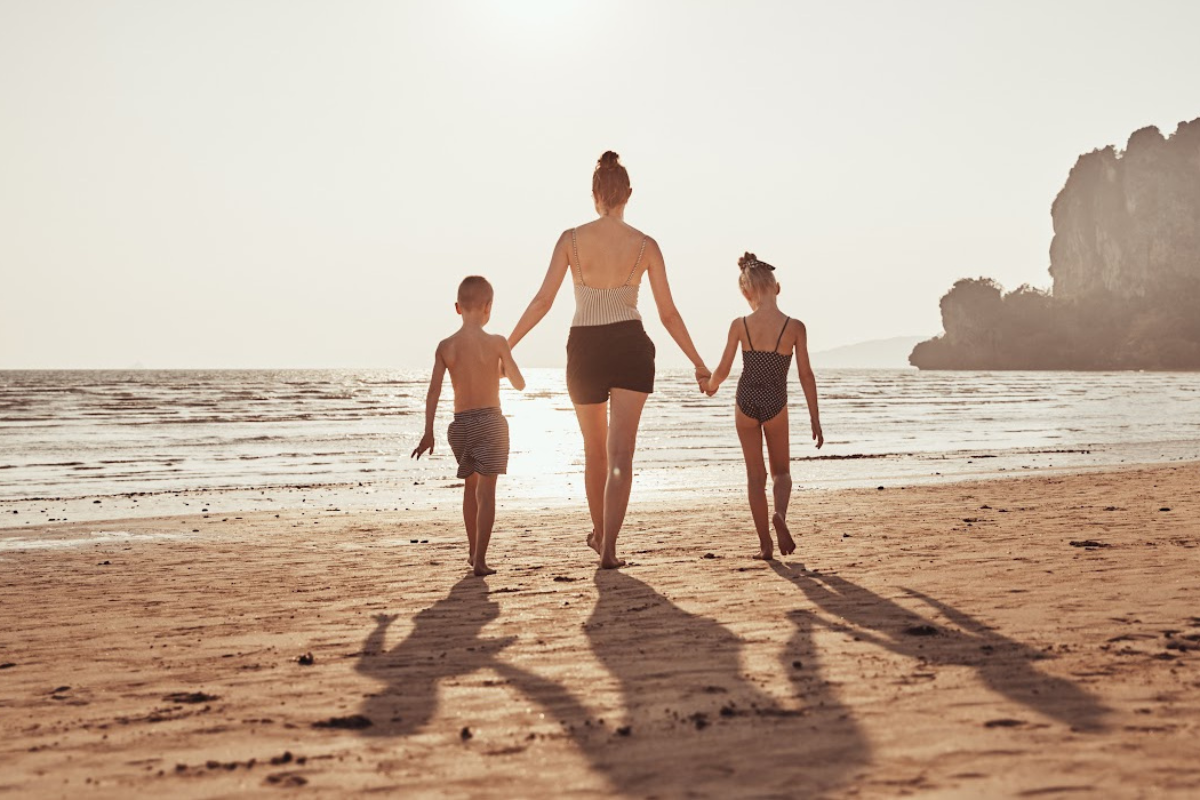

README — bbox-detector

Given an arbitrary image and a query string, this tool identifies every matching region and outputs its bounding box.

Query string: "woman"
[508,151,710,568]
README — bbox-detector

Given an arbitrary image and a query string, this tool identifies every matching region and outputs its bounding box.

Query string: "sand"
[2,464,1199,798]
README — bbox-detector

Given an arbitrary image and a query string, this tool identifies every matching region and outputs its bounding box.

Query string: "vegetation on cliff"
[911,118,1200,370]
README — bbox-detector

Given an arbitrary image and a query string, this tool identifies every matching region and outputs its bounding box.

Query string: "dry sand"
[2,464,1199,798]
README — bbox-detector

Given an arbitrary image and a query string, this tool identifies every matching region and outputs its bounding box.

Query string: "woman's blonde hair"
[593,150,631,210]
[737,252,778,297]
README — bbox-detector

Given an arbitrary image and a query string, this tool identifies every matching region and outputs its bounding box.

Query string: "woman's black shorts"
[566,320,656,405]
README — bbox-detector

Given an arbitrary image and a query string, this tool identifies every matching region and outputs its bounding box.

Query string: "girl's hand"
[811,420,824,449]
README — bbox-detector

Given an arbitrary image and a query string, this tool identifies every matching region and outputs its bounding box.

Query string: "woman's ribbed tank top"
[570,228,646,328]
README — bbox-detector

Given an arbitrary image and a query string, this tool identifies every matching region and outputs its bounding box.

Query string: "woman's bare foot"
[473,563,496,576]
[599,555,626,570]
[587,531,602,555]
[773,512,795,556]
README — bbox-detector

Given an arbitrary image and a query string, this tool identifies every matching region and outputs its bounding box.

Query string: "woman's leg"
[600,388,648,568]
[762,407,795,556]
[735,408,773,559]
[573,401,608,552]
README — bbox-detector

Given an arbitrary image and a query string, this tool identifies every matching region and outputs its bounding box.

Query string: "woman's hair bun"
[738,252,758,270]
[598,150,621,168]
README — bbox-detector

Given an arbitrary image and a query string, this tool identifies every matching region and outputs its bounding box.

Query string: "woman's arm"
[644,239,709,384]
[707,320,741,395]
[507,231,572,350]
[793,321,823,448]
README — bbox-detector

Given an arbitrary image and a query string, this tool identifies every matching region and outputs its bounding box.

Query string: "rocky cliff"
[911,118,1200,370]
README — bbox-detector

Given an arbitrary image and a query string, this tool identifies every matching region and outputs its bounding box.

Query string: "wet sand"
[2,464,1199,798]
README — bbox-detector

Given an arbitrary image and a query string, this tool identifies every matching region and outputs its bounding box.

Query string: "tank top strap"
[623,236,648,286]
[774,317,791,351]
[570,228,584,286]
[742,317,755,350]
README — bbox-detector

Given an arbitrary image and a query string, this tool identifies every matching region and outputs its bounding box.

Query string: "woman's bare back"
[571,218,652,289]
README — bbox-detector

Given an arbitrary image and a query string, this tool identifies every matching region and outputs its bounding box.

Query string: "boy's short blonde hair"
[737,252,778,298]
[457,275,494,310]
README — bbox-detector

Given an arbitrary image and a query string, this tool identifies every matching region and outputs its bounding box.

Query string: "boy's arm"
[411,344,447,459]
[508,231,571,350]
[497,336,526,392]
[707,320,741,395]
[793,321,823,448]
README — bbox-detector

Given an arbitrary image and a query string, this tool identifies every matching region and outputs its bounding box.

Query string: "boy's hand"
[812,420,824,449]
[411,431,434,460]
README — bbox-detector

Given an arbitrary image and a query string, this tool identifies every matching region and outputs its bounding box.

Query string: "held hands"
[812,419,824,449]
[411,430,434,460]
[694,365,711,395]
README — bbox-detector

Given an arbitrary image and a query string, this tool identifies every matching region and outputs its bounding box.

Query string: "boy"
[411,276,525,576]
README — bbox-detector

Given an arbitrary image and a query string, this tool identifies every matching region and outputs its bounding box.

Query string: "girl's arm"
[793,320,823,448]
[707,319,742,396]
[507,231,572,350]
[643,238,709,387]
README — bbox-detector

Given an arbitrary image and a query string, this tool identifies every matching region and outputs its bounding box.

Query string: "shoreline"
[3,455,1199,535]
[2,463,1199,797]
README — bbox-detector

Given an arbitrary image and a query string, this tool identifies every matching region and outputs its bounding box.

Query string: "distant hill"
[912,117,1200,370]
[811,336,927,369]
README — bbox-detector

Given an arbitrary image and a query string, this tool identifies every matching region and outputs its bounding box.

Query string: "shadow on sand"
[354,572,871,797]
[354,576,589,738]
[577,570,870,798]
[770,562,1110,732]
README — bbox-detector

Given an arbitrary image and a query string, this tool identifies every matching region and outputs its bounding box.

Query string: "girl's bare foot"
[473,563,496,576]
[773,512,795,556]
[599,556,626,570]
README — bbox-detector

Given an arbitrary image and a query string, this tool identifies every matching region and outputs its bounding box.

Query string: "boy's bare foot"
[773,512,795,556]
[599,556,626,570]
[473,563,496,576]
[753,534,775,560]
[587,531,601,555]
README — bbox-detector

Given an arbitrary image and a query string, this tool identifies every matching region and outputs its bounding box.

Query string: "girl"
[706,252,824,560]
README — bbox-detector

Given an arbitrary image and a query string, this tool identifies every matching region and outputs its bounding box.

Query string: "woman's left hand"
[694,365,711,393]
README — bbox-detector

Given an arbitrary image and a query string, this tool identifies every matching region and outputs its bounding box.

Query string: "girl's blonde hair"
[737,251,778,297]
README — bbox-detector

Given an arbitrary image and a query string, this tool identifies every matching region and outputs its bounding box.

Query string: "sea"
[3,368,1199,523]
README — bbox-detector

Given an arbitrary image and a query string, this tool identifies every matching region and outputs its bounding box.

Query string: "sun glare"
[481,0,582,34]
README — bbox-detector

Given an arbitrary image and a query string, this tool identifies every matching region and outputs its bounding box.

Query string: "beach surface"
[2,464,1199,798]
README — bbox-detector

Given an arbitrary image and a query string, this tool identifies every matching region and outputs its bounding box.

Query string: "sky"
[2,0,1199,369]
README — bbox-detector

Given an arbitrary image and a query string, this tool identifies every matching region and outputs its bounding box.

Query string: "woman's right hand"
[694,365,711,394]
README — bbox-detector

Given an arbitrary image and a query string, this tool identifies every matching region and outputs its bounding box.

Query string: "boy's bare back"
[439,327,521,412]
